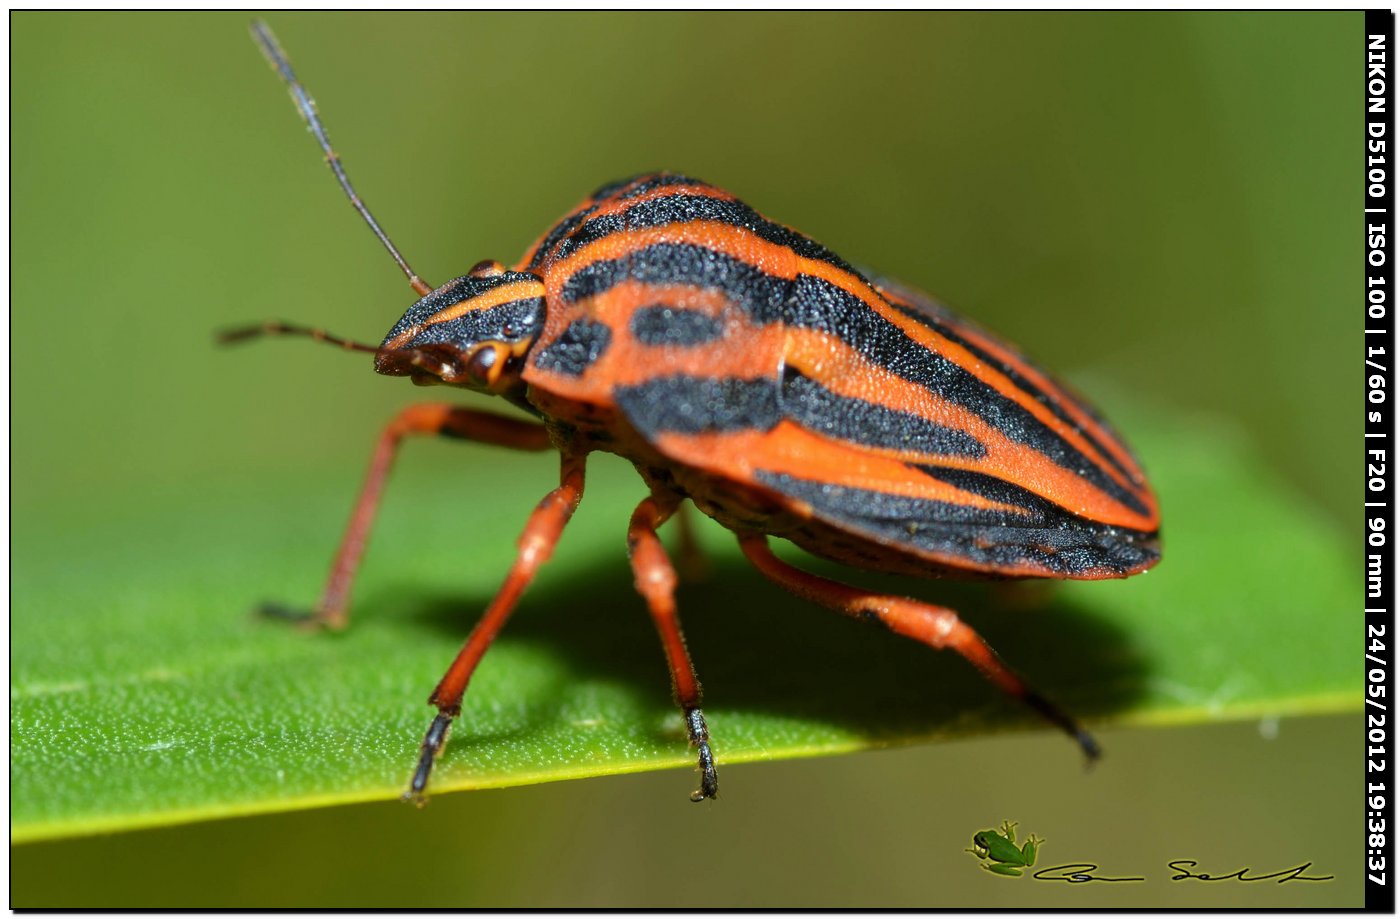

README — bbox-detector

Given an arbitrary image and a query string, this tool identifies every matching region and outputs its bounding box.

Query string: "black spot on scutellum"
[629,305,726,347]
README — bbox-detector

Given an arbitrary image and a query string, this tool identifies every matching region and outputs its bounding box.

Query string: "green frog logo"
[966,821,1042,877]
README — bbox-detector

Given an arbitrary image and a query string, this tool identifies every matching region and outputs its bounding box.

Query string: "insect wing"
[619,274,1160,581]
[755,274,1161,579]
[521,174,1159,579]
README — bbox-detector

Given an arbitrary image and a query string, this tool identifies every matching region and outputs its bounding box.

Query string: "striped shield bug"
[224,21,1161,805]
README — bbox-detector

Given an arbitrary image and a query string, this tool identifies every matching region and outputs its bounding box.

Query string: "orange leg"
[671,501,711,582]
[737,535,1099,760]
[406,452,587,803]
[628,494,717,801]
[264,402,551,630]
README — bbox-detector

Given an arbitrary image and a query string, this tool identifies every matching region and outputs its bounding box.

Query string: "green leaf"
[11,396,1355,844]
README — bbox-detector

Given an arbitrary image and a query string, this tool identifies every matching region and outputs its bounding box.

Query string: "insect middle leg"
[407,451,588,803]
[267,402,551,629]
[737,535,1100,761]
[628,494,718,801]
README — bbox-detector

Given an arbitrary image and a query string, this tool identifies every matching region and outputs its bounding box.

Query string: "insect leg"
[672,500,711,582]
[406,452,587,803]
[737,535,1100,761]
[265,403,550,630]
[628,494,717,802]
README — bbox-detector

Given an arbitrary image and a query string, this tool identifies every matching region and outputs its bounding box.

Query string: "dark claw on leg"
[1021,689,1100,764]
[686,708,719,802]
[690,740,718,802]
[403,712,454,807]
[255,602,345,631]
[256,601,314,622]
[1074,728,1101,765]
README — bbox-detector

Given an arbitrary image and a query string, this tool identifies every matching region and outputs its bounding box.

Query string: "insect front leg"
[263,402,550,629]
[628,494,718,801]
[406,451,587,804]
[737,535,1100,762]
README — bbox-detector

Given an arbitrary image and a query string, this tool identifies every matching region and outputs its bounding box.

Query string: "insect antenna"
[249,19,433,298]
[218,323,473,382]
[217,320,379,354]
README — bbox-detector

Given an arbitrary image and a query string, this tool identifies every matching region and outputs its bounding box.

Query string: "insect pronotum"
[225,20,1161,804]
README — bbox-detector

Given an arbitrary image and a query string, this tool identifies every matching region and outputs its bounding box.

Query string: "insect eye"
[466,345,498,381]
[468,259,506,279]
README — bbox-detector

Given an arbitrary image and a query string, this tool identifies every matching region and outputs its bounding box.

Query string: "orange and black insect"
[225,21,1161,804]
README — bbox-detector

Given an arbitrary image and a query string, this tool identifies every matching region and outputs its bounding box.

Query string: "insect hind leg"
[628,494,718,801]
[737,534,1099,762]
[671,501,711,582]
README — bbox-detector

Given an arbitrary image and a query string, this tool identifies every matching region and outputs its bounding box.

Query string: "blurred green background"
[12,11,1359,907]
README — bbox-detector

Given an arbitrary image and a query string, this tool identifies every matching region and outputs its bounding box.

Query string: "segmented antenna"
[217,320,379,353]
[250,19,433,298]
